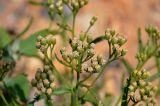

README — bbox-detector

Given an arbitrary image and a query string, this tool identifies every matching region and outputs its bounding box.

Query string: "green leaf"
[91,36,106,44]
[0,27,12,48]
[103,93,113,106]
[53,87,71,95]
[19,29,51,56]
[121,58,133,75]
[84,88,99,105]
[4,74,30,102]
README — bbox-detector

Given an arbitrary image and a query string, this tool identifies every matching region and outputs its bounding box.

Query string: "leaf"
[84,88,99,105]
[0,27,12,48]
[19,29,51,56]
[103,93,113,106]
[91,36,106,44]
[147,72,160,82]
[4,74,30,102]
[28,0,49,7]
[53,87,71,95]
[121,58,133,75]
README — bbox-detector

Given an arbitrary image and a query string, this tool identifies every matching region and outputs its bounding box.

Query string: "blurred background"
[0,0,160,105]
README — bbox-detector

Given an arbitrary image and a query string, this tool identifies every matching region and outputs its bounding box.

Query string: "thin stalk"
[0,90,9,106]
[72,12,77,38]
[81,61,110,99]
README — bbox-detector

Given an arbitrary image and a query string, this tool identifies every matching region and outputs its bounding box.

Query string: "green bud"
[152,86,158,92]
[47,70,53,75]
[71,1,79,10]
[49,75,54,82]
[41,73,47,80]
[140,88,145,95]
[90,16,97,26]
[120,49,127,56]
[37,36,43,42]
[43,79,50,87]
[49,4,55,11]
[50,82,56,89]
[137,71,142,77]
[37,83,43,91]
[31,79,37,87]
[129,85,134,91]
[142,95,148,101]
[35,69,41,80]
[139,80,146,88]
[132,82,137,88]
[51,37,56,45]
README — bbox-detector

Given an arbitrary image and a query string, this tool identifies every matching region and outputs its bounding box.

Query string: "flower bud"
[95,65,101,71]
[49,75,54,82]
[37,83,43,91]
[36,42,41,49]
[87,67,93,72]
[50,82,56,89]
[31,79,37,87]
[152,86,158,92]
[137,71,142,77]
[51,37,56,45]
[129,92,134,98]
[132,82,137,88]
[90,16,97,26]
[35,70,41,80]
[41,73,47,80]
[43,79,50,87]
[142,95,148,101]
[140,88,145,95]
[46,88,53,95]
[37,36,43,42]
[139,80,146,88]
[129,85,134,91]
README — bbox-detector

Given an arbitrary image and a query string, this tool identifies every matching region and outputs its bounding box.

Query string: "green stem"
[72,12,77,38]
[0,90,9,106]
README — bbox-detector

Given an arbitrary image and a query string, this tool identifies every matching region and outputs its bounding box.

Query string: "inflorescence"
[31,66,56,97]
[128,69,157,105]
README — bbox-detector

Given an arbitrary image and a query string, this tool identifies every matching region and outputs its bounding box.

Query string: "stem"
[0,90,9,106]
[81,61,110,99]
[72,12,77,38]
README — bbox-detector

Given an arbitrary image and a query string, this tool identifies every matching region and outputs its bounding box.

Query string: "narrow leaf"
[53,87,71,95]
[0,27,12,48]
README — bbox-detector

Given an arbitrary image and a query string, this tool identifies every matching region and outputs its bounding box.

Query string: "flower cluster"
[105,28,127,60]
[146,26,160,39]
[48,0,88,16]
[59,36,96,66]
[36,35,56,54]
[128,69,157,105]
[0,60,15,80]
[83,55,106,73]
[31,66,56,96]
